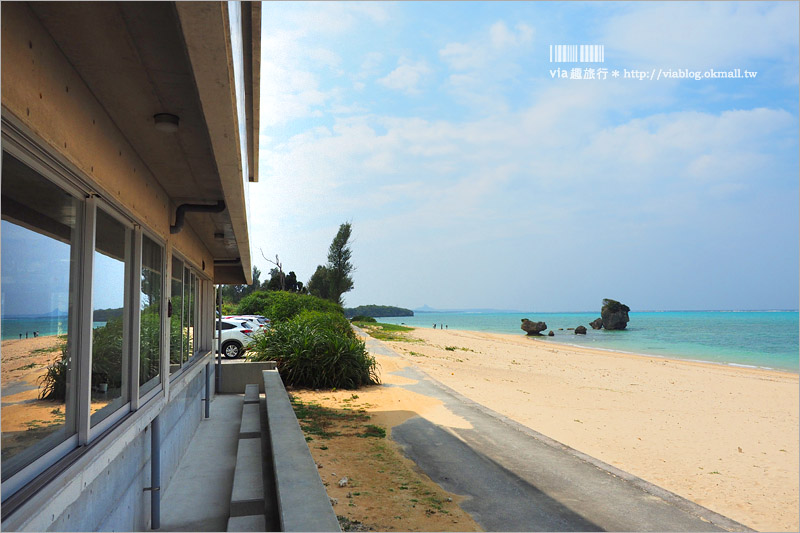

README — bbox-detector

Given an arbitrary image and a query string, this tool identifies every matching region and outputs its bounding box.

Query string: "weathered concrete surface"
[160,394,243,532]
[364,336,752,533]
[218,360,277,393]
[263,370,341,532]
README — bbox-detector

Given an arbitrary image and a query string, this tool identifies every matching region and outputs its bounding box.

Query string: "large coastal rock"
[521,319,547,336]
[590,318,603,330]
[601,299,630,330]
[575,325,587,335]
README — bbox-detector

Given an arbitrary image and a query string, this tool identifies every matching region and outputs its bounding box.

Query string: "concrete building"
[1,2,261,530]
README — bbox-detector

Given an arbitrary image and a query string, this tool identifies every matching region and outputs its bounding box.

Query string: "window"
[90,209,130,428]
[170,257,184,375]
[139,235,162,395]
[1,152,80,481]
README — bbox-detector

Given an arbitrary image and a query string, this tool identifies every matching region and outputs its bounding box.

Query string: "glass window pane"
[183,267,192,364]
[90,209,129,427]
[170,257,184,374]
[140,236,162,395]
[1,152,79,480]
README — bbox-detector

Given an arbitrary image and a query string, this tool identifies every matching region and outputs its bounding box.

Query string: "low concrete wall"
[262,370,340,532]
[218,360,277,393]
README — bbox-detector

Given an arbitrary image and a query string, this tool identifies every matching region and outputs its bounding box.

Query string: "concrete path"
[364,336,752,532]
[160,394,243,531]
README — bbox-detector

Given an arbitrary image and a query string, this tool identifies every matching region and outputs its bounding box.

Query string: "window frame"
[168,253,210,380]
[0,115,195,501]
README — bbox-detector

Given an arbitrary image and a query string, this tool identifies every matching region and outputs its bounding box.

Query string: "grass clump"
[249,310,379,389]
[357,322,416,342]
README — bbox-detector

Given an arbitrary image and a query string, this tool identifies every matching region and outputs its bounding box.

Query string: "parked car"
[224,315,270,331]
[214,318,257,358]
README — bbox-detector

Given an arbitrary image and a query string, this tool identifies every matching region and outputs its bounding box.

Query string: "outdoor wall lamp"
[153,113,179,133]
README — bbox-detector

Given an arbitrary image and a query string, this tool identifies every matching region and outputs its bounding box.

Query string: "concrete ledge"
[244,383,260,403]
[240,403,261,437]
[219,360,277,394]
[227,514,266,532]
[231,438,265,503]
[263,370,340,532]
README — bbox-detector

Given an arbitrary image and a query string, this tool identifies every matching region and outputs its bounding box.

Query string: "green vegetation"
[350,315,377,323]
[355,322,416,342]
[237,290,343,323]
[290,396,377,439]
[249,309,379,389]
[602,298,630,314]
[344,305,414,319]
[308,222,355,306]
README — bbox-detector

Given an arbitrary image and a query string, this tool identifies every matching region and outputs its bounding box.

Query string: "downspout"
[170,200,226,234]
[150,415,161,529]
[216,285,222,391]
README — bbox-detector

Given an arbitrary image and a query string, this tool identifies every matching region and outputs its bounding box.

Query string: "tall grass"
[249,310,379,389]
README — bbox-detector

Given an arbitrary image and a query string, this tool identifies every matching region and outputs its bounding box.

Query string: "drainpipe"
[216,285,222,391]
[170,200,226,234]
[150,416,161,530]
[204,363,211,419]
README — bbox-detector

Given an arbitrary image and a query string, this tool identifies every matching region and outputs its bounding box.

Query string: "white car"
[224,314,270,331]
[214,318,257,358]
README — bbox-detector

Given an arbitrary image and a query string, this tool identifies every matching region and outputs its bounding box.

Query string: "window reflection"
[140,235,162,394]
[1,152,79,480]
[170,257,184,374]
[90,209,129,427]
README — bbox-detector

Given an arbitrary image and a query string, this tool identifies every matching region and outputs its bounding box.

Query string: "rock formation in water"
[521,319,547,336]
[575,325,587,335]
[590,318,603,330]
[601,299,630,330]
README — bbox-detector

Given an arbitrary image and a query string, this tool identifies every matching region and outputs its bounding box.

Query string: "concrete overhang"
[27,1,260,284]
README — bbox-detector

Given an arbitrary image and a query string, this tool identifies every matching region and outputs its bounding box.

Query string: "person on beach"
[433,324,437,329]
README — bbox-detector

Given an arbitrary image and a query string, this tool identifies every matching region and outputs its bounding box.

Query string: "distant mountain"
[413,305,526,314]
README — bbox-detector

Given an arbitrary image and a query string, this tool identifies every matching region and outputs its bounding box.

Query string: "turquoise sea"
[2,317,106,341]
[379,311,800,373]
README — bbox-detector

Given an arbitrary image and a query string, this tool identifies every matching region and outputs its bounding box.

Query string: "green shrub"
[248,311,379,389]
[351,315,377,323]
[238,290,343,324]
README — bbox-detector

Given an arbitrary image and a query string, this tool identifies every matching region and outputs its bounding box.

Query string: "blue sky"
[248,1,799,312]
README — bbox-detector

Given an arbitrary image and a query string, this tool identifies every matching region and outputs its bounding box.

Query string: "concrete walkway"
[365,336,752,532]
[159,394,243,531]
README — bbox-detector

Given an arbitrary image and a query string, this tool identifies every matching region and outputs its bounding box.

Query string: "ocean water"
[379,311,800,372]
[2,317,106,340]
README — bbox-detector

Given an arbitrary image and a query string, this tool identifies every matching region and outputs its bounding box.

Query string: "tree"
[307,265,331,300]
[326,222,355,305]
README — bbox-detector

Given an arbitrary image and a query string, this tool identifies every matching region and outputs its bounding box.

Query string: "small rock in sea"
[521,319,547,336]
[567,328,574,331]
[548,331,555,336]
[558,328,564,331]
[330,497,338,506]
[590,318,603,330]
[575,326,587,335]
[338,476,349,487]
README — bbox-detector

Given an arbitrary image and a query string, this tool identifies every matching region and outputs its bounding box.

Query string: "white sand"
[377,327,799,532]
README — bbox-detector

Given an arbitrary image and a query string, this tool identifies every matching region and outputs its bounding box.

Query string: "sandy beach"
[362,326,799,532]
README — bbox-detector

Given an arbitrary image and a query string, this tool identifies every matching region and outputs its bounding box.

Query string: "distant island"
[344,305,414,319]
[414,305,525,314]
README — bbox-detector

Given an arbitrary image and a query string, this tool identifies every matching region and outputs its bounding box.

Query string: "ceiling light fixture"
[153,113,179,133]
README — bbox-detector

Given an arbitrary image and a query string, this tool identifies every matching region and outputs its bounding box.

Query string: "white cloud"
[603,3,798,68]
[377,59,432,94]
[439,20,534,71]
